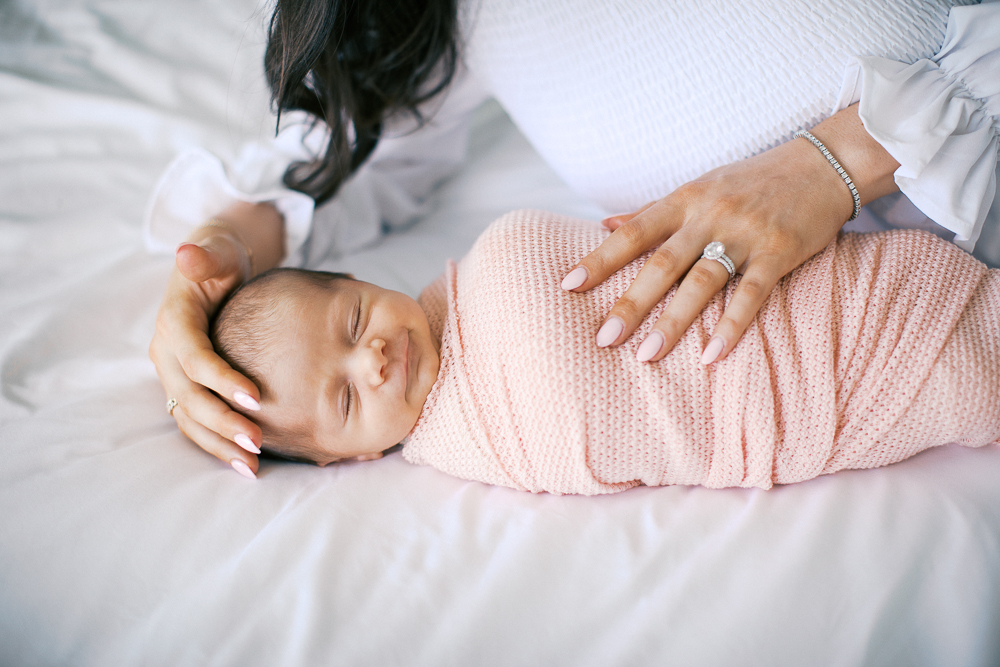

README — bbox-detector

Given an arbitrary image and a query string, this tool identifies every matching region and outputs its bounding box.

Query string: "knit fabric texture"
[402,211,1000,494]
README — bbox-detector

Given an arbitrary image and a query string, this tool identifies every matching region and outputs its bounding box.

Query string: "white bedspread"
[2,1,999,665]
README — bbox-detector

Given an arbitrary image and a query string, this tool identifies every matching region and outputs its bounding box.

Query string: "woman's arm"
[149,201,283,478]
[564,102,899,365]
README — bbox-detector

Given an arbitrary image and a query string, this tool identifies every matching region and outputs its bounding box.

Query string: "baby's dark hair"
[210,267,353,462]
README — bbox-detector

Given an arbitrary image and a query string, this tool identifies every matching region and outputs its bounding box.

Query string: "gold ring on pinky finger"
[701,242,735,278]
[166,397,178,416]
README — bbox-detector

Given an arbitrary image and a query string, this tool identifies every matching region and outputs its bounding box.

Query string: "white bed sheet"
[2,1,1000,665]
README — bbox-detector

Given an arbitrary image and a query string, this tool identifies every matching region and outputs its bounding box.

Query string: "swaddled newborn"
[212,210,1000,494]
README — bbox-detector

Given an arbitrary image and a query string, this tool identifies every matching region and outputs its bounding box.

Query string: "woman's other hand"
[149,201,284,478]
[561,104,900,364]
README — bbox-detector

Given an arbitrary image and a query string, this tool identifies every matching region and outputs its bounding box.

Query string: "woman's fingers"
[601,201,656,230]
[151,337,263,451]
[585,219,780,365]
[174,331,260,408]
[173,406,259,479]
[180,381,263,455]
[562,201,682,291]
[699,264,784,365]
[593,225,708,347]
[175,234,246,285]
[156,285,261,407]
[633,255,737,362]
[175,242,222,283]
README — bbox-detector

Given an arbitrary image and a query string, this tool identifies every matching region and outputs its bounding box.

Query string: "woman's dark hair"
[265,0,459,205]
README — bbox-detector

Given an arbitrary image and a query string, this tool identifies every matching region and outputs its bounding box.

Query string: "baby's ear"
[353,452,383,462]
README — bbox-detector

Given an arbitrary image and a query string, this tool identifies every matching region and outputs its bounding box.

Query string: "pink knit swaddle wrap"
[403,211,1000,494]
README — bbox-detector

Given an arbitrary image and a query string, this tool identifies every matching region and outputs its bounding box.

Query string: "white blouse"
[144,0,1000,266]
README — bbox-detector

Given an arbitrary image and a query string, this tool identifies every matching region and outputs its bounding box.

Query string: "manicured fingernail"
[230,459,257,479]
[233,391,260,411]
[234,433,261,454]
[596,317,625,348]
[561,266,589,291]
[700,336,726,365]
[636,332,664,362]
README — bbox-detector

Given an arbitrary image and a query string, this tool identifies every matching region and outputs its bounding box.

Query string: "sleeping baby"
[211,210,1000,495]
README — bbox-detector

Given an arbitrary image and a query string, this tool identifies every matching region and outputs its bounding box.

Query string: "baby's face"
[259,277,440,465]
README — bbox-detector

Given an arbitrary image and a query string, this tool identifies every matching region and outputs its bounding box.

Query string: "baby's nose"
[361,339,387,387]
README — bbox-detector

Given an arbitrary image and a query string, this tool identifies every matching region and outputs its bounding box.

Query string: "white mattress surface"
[2,1,999,665]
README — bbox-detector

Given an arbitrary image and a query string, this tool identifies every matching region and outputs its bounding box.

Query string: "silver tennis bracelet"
[793,130,861,222]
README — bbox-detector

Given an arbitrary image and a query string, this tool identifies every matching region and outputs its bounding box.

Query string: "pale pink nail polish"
[700,336,726,365]
[234,434,261,454]
[596,317,624,348]
[561,266,588,291]
[233,391,260,411]
[230,459,257,479]
[636,332,664,362]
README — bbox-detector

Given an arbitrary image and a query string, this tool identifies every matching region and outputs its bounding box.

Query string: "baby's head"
[211,268,440,465]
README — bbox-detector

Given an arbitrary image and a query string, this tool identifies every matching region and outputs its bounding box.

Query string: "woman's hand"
[149,202,285,478]
[561,104,900,364]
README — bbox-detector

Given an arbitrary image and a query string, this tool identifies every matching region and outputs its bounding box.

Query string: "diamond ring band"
[166,397,178,416]
[701,242,735,278]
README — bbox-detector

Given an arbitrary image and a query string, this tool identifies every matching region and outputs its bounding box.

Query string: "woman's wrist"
[185,201,286,278]
[202,219,256,278]
[804,103,901,210]
[793,130,861,221]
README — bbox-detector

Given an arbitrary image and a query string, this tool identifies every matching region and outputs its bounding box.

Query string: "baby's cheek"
[384,403,420,447]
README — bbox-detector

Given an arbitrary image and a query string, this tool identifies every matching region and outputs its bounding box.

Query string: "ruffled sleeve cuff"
[142,144,315,267]
[834,2,1000,250]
